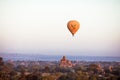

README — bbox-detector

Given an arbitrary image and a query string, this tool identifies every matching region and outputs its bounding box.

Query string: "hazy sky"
[0,0,120,56]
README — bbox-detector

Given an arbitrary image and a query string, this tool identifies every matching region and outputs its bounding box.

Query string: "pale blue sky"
[0,0,120,56]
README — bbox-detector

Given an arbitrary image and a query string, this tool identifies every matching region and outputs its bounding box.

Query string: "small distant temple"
[60,56,74,68]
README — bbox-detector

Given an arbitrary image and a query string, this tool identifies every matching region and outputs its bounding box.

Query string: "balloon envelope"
[67,20,80,36]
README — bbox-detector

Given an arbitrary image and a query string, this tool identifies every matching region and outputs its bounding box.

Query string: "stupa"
[60,56,73,68]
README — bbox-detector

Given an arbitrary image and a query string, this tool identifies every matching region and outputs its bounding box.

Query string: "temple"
[60,56,74,68]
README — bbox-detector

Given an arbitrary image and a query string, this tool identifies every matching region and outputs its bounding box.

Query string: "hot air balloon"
[67,20,80,36]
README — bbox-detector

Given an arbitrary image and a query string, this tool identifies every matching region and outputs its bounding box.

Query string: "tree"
[89,75,97,80]
[44,66,50,73]
[40,75,55,80]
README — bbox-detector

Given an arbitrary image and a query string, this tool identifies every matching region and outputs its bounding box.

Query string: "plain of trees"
[0,57,120,80]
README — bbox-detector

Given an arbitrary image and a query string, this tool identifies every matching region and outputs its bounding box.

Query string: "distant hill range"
[0,53,120,62]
